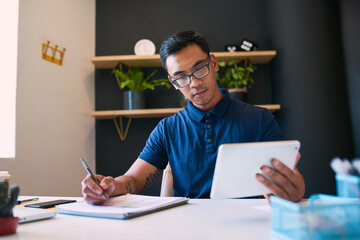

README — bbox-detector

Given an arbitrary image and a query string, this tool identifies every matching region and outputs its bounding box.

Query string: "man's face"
[166,44,221,111]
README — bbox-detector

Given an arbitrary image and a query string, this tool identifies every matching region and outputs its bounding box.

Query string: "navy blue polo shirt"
[139,88,283,198]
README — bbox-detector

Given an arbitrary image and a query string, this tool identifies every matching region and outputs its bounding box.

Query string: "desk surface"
[9,196,274,240]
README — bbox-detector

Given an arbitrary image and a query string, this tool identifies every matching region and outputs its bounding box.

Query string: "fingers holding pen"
[99,176,116,198]
[82,186,101,204]
[83,174,104,194]
[81,174,108,203]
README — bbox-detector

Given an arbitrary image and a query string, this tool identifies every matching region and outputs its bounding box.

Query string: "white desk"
[9,197,274,240]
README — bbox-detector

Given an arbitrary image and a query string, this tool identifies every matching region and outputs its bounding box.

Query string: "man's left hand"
[256,152,305,202]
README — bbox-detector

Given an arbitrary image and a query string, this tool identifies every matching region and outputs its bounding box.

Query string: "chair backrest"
[160,163,174,197]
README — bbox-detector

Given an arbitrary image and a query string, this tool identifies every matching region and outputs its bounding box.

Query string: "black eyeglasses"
[168,56,211,88]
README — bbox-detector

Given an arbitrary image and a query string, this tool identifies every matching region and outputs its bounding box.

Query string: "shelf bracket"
[114,63,123,91]
[113,116,132,141]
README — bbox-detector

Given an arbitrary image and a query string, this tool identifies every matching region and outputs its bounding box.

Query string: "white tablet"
[210,140,300,199]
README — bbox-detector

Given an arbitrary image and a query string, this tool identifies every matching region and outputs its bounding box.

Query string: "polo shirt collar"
[186,88,230,122]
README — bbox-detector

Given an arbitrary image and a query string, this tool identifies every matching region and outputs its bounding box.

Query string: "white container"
[0,171,11,185]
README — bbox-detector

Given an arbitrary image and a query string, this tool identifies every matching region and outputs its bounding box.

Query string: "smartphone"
[24,199,76,208]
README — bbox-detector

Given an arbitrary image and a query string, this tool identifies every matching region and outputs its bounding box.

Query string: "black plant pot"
[123,91,145,110]
[228,88,248,102]
[229,88,247,102]
[177,92,188,108]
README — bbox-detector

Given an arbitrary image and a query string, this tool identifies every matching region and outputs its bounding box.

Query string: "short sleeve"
[138,119,169,170]
[260,110,283,141]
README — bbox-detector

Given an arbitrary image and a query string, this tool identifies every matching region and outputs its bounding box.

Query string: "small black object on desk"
[24,199,76,209]
[16,197,39,205]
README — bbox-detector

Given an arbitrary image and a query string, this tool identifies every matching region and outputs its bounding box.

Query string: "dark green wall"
[340,0,360,157]
[95,0,358,197]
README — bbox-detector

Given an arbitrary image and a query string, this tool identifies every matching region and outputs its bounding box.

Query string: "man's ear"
[211,54,219,72]
[168,76,179,90]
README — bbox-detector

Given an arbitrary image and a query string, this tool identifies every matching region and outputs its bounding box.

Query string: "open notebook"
[56,194,188,219]
[13,206,57,223]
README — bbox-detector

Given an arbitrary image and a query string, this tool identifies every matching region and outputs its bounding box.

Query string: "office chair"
[160,163,173,197]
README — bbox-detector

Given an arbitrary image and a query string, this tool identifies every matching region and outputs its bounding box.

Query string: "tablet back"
[210,140,300,199]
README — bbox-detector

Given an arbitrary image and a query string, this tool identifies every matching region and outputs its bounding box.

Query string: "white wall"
[0,0,95,196]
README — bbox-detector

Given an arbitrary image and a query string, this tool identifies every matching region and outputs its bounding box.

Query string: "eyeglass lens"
[174,59,210,87]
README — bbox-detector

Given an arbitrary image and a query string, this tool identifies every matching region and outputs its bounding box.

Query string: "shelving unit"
[91,105,280,141]
[91,50,279,141]
[91,50,277,69]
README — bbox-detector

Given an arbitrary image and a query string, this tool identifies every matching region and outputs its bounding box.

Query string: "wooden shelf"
[212,51,276,64]
[91,104,281,119]
[91,51,277,69]
[92,108,181,119]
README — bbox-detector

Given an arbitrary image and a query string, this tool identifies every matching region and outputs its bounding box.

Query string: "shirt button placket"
[207,127,213,143]
[205,116,214,153]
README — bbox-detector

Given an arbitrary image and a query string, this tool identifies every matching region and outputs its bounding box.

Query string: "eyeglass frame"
[168,55,211,88]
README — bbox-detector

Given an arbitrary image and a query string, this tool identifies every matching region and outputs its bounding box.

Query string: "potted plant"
[216,58,257,102]
[112,67,170,109]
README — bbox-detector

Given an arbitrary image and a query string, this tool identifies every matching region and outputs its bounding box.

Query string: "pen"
[80,158,108,200]
[16,197,39,205]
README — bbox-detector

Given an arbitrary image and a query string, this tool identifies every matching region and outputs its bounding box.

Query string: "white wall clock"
[134,39,156,56]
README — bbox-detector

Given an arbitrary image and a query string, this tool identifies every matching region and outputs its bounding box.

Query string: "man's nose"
[189,76,202,88]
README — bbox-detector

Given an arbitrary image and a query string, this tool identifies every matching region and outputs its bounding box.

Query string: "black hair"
[159,31,210,71]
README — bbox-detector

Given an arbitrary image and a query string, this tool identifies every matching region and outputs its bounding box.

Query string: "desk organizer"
[336,174,360,198]
[270,194,360,240]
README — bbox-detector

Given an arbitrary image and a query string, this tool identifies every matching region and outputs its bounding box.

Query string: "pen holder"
[0,216,19,236]
[270,194,360,240]
[0,180,19,236]
[336,174,360,198]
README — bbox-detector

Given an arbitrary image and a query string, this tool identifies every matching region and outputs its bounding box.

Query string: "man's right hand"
[81,174,115,205]
[81,158,161,205]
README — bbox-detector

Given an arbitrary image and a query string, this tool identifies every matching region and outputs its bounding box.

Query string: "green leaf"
[112,67,172,91]
[218,61,226,67]
[216,57,257,89]
[228,59,237,66]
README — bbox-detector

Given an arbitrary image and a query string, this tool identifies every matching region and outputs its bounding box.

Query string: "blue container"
[270,194,360,240]
[336,174,360,198]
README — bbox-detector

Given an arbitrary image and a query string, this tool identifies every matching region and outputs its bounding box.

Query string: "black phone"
[24,199,76,208]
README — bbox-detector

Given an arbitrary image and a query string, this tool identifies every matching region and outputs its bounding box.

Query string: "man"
[82,31,305,204]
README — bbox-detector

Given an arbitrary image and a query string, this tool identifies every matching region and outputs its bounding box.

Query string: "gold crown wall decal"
[41,41,66,66]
